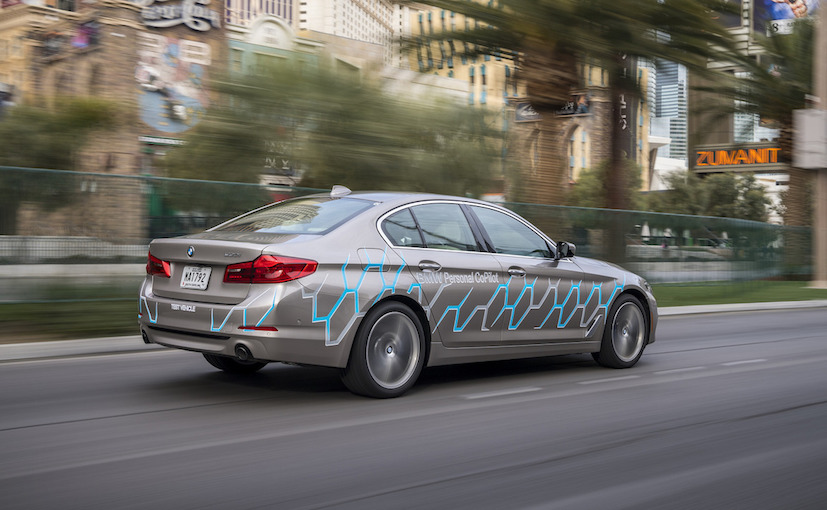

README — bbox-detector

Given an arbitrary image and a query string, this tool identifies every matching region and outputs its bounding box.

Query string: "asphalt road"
[1,308,826,509]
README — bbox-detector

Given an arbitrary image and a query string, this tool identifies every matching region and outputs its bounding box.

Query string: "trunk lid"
[148,236,281,305]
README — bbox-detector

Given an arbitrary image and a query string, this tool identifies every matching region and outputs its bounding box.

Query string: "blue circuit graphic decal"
[492,276,540,331]
[303,250,414,346]
[432,276,626,334]
[138,285,281,333]
[139,296,159,324]
[296,248,630,346]
[208,288,278,332]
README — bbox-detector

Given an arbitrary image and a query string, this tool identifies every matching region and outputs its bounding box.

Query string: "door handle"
[418,261,442,271]
[507,267,526,277]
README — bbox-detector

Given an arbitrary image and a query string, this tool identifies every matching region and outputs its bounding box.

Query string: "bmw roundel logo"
[187,246,195,257]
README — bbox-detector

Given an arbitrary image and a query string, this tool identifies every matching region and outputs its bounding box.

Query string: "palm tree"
[407,0,742,212]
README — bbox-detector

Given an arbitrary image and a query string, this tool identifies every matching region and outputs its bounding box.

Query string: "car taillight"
[224,255,317,284]
[147,252,171,278]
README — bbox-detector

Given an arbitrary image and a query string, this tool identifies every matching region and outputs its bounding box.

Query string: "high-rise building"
[298,0,395,64]
[651,59,688,161]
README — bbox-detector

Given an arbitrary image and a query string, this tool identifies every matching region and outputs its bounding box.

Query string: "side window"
[382,209,424,247]
[410,203,479,252]
[471,206,551,258]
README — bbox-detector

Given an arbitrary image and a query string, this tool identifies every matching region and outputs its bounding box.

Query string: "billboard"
[693,142,785,173]
[135,32,210,134]
[753,0,821,36]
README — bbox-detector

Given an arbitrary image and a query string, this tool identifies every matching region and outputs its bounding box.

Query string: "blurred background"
[1,0,826,341]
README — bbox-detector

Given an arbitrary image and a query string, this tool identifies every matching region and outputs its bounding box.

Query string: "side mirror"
[555,241,576,260]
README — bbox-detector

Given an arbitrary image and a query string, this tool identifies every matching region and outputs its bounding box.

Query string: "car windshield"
[211,196,374,235]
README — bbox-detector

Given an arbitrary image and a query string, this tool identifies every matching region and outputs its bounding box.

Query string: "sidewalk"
[1,300,826,362]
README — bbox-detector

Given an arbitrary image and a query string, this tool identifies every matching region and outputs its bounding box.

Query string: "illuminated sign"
[133,0,221,32]
[515,102,541,122]
[693,143,785,173]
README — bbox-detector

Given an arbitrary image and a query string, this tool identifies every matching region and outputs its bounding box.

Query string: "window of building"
[12,36,23,57]
[253,52,279,74]
[231,48,243,73]
[180,40,211,65]
[56,0,75,12]
[138,33,166,54]
[568,126,589,182]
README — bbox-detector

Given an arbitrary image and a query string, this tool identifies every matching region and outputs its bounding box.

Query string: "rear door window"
[410,203,480,252]
[382,208,425,247]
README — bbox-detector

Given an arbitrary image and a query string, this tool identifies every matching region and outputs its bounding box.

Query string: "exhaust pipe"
[234,344,253,361]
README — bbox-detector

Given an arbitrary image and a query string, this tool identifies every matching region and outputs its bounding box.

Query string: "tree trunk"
[509,109,569,206]
[605,57,637,264]
[779,123,813,277]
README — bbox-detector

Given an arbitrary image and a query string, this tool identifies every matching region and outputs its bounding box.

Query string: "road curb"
[0,335,166,362]
[658,300,827,316]
[2,301,826,361]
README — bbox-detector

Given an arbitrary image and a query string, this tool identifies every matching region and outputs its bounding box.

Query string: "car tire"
[203,353,267,374]
[592,294,648,369]
[341,301,426,398]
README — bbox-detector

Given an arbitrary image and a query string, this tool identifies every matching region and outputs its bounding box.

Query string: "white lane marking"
[722,359,767,367]
[463,387,542,400]
[578,375,640,385]
[0,349,178,366]
[655,366,706,375]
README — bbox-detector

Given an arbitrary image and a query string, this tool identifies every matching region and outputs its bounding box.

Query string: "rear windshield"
[211,197,374,235]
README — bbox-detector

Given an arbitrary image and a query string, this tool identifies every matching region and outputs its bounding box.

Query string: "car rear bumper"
[140,324,349,367]
[138,278,351,368]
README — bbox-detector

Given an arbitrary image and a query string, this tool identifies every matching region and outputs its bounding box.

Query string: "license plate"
[180,265,212,290]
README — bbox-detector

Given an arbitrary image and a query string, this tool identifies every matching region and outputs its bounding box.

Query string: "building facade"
[1,0,227,238]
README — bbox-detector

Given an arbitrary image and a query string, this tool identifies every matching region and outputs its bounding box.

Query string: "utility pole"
[795,12,827,288]
[814,12,827,288]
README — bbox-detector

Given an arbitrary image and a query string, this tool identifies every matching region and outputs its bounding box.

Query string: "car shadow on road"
[138,352,634,404]
[172,354,600,396]
[415,354,599,390]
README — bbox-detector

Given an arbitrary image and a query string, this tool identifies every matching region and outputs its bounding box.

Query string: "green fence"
[0,166,321,262]
[0,166,812,279]
[508,203,811,284]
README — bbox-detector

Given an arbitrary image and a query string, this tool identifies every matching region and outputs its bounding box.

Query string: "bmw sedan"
[139,186,657,398]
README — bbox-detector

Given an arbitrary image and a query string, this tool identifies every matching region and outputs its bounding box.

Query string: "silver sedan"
[139,186,657,397]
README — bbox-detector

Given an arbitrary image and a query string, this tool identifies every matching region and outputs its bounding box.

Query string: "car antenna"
[330,185,352,199]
